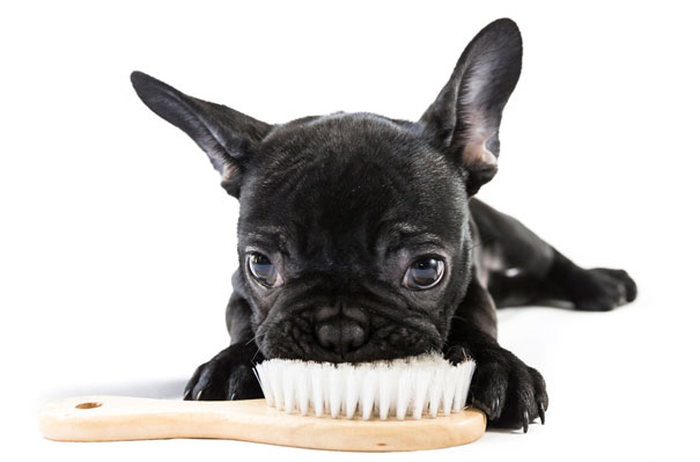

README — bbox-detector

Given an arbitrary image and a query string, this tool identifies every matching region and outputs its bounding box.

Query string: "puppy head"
[131,18,522,362]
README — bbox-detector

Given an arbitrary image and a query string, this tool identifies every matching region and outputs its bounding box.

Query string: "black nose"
[315,319,368,354]
[314,305,369,355]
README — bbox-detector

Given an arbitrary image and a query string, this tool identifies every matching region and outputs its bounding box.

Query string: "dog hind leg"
[469,199,637,310]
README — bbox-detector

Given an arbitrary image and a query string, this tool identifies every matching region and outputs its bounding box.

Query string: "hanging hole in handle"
[75,402,102,409]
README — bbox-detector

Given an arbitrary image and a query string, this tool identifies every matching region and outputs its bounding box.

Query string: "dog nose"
[314,304,369,355]
[315,319,368,354]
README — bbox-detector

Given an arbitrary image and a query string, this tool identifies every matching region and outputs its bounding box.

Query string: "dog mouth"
[256,309,443,364]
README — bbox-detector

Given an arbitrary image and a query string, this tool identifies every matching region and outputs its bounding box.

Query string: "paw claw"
[472,397,495,420]
[184,343,264,402]
[467,347,548,432]
[445,345,470,365]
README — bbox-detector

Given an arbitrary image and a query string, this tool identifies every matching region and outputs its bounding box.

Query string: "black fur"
[131,18,636,432]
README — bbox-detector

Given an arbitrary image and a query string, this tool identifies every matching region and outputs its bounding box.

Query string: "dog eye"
[247,252,280,288]
[403,257,445,290]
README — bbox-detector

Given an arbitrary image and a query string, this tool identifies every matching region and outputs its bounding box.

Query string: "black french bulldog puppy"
[131,18,636,432]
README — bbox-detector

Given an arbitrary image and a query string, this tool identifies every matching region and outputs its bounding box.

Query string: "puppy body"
[131,19,636,431]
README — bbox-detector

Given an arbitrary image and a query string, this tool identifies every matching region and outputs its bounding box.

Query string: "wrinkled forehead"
[238,114,469,257]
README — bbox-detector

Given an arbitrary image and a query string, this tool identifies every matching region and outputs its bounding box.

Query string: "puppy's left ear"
[420,18,522,195]
[131,71,272,197]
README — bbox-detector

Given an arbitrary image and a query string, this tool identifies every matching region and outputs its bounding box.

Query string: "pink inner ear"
[463,136,498,168]
[461,116,499,168]
[219,162,242,196]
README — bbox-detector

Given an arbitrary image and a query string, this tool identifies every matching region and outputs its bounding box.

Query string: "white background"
[1,1,698,460]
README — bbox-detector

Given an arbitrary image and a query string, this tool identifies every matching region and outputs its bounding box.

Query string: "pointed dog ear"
[420,18,522,195]
[130,71,272,197]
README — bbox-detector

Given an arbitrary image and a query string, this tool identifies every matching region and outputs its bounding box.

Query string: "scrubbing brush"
[254,352,474,420]
[39,353,486,451]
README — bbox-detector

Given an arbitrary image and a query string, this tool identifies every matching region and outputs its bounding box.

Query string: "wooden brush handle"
[39,395,486,451]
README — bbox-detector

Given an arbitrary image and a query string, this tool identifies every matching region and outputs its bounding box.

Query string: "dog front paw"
[468,349,548,432]
[571,267,637,311]
[183,342,263,401]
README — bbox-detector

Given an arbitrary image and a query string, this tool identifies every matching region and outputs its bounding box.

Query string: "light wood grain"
[39,396,486,451]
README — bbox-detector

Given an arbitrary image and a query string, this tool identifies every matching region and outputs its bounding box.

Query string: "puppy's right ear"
[130,71,272,197]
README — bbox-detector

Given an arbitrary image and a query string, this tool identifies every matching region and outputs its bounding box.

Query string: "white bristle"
[329,366,342,418]
[361,369,377,420]
[441,367,458,416]
[412,368,430,419]
[343,367,359,419]
[454,363,473,413]
[253,352,476,420]
[428,366,444,418]
[252,364,274,407]
[310,364,324,417]
[271,364,285,412]
[395,368,412,420]
[294,366,310,415]
[377,365,393,420]
[283,363,295,413]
